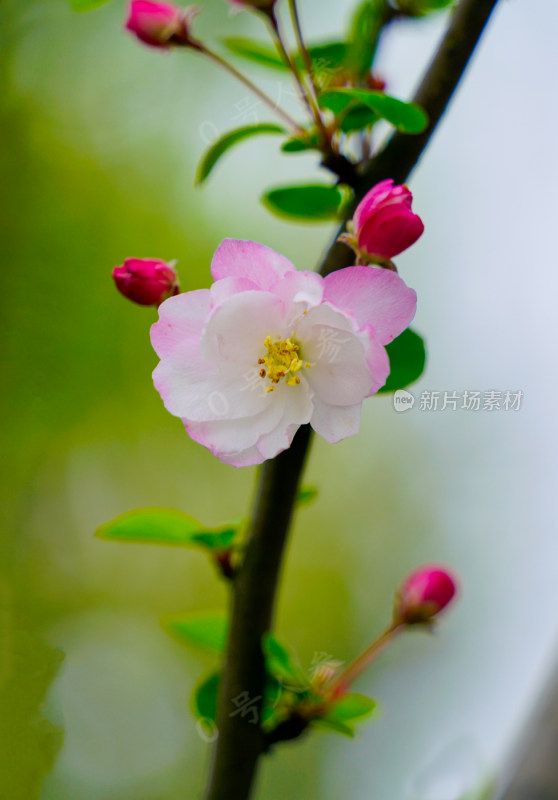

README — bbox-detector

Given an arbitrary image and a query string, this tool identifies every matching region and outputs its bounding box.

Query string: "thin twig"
[203,2,501,798]
[286,0,330,146]
[267,12,316,127]
[200,44,304,134]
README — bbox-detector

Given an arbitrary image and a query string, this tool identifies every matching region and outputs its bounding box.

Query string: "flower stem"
[199,43,303,134]
[285,0,331,148]
[267,10,330,149]
[327,622,403,698]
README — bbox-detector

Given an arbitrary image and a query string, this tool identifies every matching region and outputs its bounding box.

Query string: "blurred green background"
[2,1,557,798]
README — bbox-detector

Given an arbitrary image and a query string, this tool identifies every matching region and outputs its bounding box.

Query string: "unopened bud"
[340,179,424,265]
[394,565,457,625]
[125,1,200,50]
[112,258,179,306]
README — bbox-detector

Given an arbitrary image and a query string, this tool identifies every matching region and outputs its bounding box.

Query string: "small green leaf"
[223,38,349,77]
[193,671,220,722]
[325,693,376,722]
[263,634,309,686]
[69,0,112,9]
[281,132,320,153]
[296,486,319,507]
[397,0,454,15]
[95,507,205,547]
[263,183,352,222]
[313,717,356,737]
[307,42,349,84]
[319,89,428,134]
[162,611,228,653]
[196,124,285,185]
[379,328,426,393]
[339,106,378,134]
[348,0,386,79]
[96,508,244,552]
[190,520,244,551]
[223,38,286,70]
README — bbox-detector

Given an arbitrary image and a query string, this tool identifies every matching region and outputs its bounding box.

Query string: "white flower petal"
[201,291,287,368]
[310,399,362,443]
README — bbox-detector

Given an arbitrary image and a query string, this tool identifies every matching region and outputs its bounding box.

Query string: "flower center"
[258,336,310,393]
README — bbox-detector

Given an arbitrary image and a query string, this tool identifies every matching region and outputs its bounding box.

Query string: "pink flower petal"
[210,239,295,290]
[186,391,287,460]
[323,266,416,345]
[363,328,391,395]
[273,269,324,310]
[150,289,211,358]
[358,205,424,259]
[352,179,395,232]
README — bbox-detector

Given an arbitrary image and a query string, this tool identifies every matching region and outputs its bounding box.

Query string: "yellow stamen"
[259,335,310,391]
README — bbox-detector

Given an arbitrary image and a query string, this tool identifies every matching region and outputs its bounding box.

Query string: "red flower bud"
[125,1,199,50]
[394,565,457,625]
[112,258,179,306]
[349,179,424,263]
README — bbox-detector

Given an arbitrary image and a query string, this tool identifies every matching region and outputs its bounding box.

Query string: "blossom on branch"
[340,179,424,266]
[113,258,179,306]
[125,1,199,50]
[150,239,416,466]
[394,565,457,625]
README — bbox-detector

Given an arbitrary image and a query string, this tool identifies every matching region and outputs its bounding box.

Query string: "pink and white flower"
[150,239,416,466]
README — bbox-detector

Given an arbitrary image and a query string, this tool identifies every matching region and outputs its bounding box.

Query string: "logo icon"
[393,390,415,412]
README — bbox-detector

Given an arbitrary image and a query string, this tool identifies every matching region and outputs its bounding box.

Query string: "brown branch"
[203,1,500,798]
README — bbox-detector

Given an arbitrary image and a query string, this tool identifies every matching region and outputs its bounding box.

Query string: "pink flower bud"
[394,565,457,625]
[351,179,424,262]
[125,1,199,49]
[112,258,179,306]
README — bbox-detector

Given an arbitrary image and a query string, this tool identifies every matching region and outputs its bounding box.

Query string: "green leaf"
[313,717,356,737]
[95,506,246,550]
[96,508,244,551]
[95,507,205,547]
[379,328,426,393]
[263,183,352,222]
[192,671,220,722]
[307,42,350,87]
[325,693,376,722]
[396,0,454,15]
[319,89,429,134]
[263,634,309,686]
[196,124,285,185]
[223,38,349,78]
[223,38,285,71]
[190,520,244,551]
[162,611,228,653]
[339,106,378,134]
[281,133,320,153]
[348,0,386,79]
[69,0,112,9]
[296,485,319,507]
